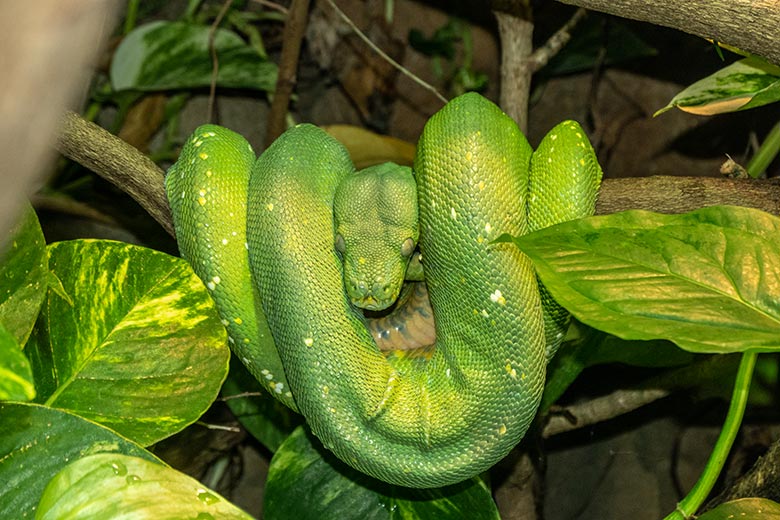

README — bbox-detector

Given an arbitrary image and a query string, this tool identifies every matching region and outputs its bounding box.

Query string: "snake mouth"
[352,295,394,312]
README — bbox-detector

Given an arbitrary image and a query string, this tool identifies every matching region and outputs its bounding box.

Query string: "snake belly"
[166,92,601,488]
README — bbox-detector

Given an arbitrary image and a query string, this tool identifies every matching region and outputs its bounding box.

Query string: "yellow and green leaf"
[25,240,229,446]
[656,56,780,116]
[0,403,160,518]
[0,203,48,346]
[35,453,254,520]
[509,205,780,354]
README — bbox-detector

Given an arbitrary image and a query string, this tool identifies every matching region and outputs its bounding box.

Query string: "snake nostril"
[373,279,391,297]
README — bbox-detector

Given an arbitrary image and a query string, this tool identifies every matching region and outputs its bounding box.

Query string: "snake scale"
[166,93,602,488]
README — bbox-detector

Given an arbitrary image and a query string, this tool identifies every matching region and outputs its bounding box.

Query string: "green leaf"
[656,56,780,116]
[408,19,464,59]
[542,19,657,76]
[540,324,694,412]
[222,357,302,453]
[111,20,278,92]
[0,402,159,518]
[35,453,254,520]
[0,204,48,345]
[26,239,229,445]
[509,205,780,354]
[264,426,500,520]
[697,497,780,519]
[0,323,35,401]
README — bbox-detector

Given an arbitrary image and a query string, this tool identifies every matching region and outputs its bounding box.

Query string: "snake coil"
[166,93,601,487]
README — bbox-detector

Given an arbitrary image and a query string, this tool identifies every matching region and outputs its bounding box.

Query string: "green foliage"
[697,498,780,519]
[36,453,254,519]
[0,403,160,518]
[26,239,230,446]
[408,18,488,95]
[541,18,657,76]
[0,208,232,516]
[0,204,48,345]
[656,55,780,116]
[264,426,500,520]
[0,324,34,401]
[111,21,277,92]
[509,205,780,353]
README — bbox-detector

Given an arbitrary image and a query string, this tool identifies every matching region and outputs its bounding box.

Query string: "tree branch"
[493,11,534,133]
[543,388,670,437]
[56,111,174,237]
[54,110,780,240]
[528,8,587,73]
[264,0,311,146]
[556,0,780,66]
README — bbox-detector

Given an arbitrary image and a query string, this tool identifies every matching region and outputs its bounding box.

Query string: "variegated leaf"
[0,403,159,518]
[697,498,780,519]
[0,203,48,345]
[26,240,229,446]
[0,323,34,401]
[36,453,254,520]
[111,21,277,92]
[656,56,780,116]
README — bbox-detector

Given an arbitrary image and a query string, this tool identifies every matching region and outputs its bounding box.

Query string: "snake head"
[334,163,418,311]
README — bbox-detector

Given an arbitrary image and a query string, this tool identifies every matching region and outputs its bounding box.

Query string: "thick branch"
[556,0,780,66]
[54,111,780,239]
[57,111,174,237]
[595,176,780,216]
[493,11,534,133]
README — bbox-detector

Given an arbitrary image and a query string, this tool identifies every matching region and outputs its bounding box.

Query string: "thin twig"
[196,421,242,432]
[543,388,670,437]
[207,0,235,122]
[528,7,587,73]
[265,0,311,146]
[250,0,289,15]
[220,391,265,401]
[323,0,448,105]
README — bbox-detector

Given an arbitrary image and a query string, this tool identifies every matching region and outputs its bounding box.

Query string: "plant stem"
[663,350,758,520]
[123,0,140,35]
[746,122,780,178]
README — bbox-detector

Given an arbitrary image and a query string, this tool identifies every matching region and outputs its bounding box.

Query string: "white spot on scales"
[206,276,221,290]
[490,289,506,305]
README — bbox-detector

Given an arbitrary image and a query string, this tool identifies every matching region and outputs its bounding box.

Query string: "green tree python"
[165,93,602,488]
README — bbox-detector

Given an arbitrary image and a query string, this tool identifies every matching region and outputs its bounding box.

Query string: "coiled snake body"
[166,93,601,487]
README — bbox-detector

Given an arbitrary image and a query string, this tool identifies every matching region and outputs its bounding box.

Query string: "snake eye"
[335,234,345,253]
[401,237,415,257]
